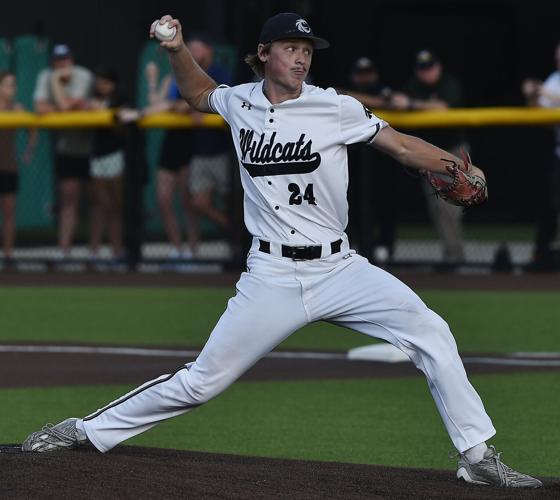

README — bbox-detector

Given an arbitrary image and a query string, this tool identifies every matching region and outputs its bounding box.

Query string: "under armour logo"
[295,19,311,33]
[241,101,252,110]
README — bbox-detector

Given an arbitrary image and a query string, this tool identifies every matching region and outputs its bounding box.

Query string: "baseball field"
[1,272,559,499]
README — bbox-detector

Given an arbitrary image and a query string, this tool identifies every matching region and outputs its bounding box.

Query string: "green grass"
[3,373,558,476]
[1,287,559,353]
[2,285,557,476]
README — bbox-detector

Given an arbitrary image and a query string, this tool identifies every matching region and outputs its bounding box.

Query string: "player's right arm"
[150,15,217,113]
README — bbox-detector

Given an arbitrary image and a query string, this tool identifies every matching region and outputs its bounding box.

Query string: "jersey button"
[274,205,279,210]
[270,108,275,113]
[268,181,272,185]
[269,118,274,123]
[290,230,295,234]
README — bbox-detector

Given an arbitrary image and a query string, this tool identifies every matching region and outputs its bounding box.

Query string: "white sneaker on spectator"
[52,249,72,271]
[182,247,194,260]
[162,247,195,272]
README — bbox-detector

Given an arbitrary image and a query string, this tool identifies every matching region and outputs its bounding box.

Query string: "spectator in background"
[522,42,560,271]
[340,57,409,110]
[339,58,408,264]
[88,67,131,267]
[186,34,232,240]
[146,33,232,266]
[0,70,36,269]
[33,44,94,261]
[145,61,200,265]
[396,50,468,268]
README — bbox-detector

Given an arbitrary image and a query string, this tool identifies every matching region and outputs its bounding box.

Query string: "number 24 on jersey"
[288,183,316,205]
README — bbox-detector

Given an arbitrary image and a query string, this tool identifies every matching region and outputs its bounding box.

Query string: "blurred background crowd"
[0,0,559,273]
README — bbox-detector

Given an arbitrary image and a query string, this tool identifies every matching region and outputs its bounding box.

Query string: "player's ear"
[257,43,269,63]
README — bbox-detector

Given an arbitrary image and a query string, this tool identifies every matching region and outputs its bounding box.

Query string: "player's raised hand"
[149,15,184,52]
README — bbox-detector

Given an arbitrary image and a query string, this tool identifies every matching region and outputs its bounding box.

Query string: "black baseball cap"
[52,44,73,60]
[259,13,329,49]
[351,57,378,74]
[415,49,439,70]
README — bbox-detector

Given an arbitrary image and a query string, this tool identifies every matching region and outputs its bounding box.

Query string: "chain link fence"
[0,37,243,273]
[0,36,552,273]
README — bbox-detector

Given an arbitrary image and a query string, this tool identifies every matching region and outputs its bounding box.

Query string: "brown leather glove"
[423,149,488,207]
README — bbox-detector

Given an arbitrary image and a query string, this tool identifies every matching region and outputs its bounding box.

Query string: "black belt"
[258,239,343,261]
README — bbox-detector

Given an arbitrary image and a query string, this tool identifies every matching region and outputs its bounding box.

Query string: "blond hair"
[244,44,271,79]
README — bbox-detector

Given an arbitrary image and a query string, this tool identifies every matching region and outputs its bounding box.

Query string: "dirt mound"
[1,445,557,499]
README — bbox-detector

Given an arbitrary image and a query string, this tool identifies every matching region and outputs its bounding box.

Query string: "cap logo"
[295,19,311,33]
[418,50,431,62]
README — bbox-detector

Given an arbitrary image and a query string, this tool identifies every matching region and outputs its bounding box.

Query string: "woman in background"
[0,70,36,269]
[144,61,200,265]
[88,67,129,266]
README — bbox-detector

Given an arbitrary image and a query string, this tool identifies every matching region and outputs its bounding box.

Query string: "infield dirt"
[1,445,558,499]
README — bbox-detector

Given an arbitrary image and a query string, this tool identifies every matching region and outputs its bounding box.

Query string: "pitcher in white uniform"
[22,12,542,489]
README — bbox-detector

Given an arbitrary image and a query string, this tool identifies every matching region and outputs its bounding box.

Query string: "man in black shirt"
[397,50,468,267]
[342,58,404,264]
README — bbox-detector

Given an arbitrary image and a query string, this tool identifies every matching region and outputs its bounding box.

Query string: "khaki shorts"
[90,150,125,179]
[189,154,230,194]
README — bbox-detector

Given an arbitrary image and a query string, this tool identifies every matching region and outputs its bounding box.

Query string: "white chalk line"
[0,345,201,358]
[0,345,346,361]
[0,345,560,367]
[464,357,560,367]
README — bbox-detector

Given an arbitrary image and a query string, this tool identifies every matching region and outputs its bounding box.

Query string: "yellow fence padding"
[1,107,560,129]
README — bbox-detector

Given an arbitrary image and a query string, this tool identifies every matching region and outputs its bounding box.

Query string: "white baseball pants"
[82,239,495,453]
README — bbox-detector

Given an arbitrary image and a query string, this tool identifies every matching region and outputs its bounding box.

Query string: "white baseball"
[154,22,177,42]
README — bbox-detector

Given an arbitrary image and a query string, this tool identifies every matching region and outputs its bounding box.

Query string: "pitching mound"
[1,445,557,499]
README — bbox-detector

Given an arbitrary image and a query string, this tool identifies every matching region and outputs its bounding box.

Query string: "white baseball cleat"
[22,418,88,452]
[457,445,542,488]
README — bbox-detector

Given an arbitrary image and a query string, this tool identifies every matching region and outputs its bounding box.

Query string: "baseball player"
[23,13,541,489]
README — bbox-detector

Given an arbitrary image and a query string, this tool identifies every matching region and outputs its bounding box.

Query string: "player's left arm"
[371,125,484,178]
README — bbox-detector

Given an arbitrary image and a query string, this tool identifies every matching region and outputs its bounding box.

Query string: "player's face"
[264,39,313,92]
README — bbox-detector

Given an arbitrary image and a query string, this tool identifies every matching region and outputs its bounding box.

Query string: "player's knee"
[181,372,227,405]
[413,308,458,352]
[430,321,462,370]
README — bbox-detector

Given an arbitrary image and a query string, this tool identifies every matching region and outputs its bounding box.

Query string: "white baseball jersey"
[538,70,560,158]
[81,79,495,458]
[208,81,386,244]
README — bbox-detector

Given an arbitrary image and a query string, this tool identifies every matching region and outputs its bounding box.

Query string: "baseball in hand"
[154,22,177,42]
